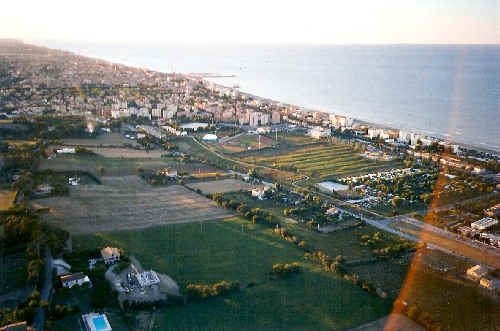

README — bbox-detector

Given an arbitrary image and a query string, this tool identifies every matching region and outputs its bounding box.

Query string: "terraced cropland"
[244,144,403,180]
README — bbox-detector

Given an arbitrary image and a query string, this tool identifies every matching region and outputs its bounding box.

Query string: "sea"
[34,41,500,151]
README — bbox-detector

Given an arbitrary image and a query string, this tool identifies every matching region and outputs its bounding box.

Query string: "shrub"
[272,262,300,277]
[185,281,239,301]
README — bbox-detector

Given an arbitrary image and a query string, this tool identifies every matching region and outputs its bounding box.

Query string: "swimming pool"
[92,316,108,331]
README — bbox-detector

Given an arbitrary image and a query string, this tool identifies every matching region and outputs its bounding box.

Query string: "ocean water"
[36,41,500,151]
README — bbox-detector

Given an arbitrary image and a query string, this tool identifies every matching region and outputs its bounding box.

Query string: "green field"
[68,217,391,330]
[62,132,136,147]
[39,153,216,177]
[244,144,403,180]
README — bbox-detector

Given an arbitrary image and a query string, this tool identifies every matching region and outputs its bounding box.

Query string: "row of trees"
[185,281,239,301]
[304,251,385,297]
[393,300,447,331]
[0,290,47,327]
[271,263,300,277]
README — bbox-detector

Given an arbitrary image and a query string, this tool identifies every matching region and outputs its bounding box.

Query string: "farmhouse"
[82,313,112,331]
[479,277,500,291]
[484,203,500,217]
[252,186,271,200]
[157,168,178,178]
[60,272,90,288]
[326,207,339,216]
[33,183,53,196]
[135,270,161,287]
[68,176,80,185]
[101,247,121,264]
[470,217,498,231]
[466,265,489,281]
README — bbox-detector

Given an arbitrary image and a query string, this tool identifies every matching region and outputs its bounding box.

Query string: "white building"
[466,265,489,281]
[398,130,411,143]
[60,272,90,288]
[470,217,498,231]
[271,111,281,124]
[135,270,160,287]
[56,148,76,154]
[309,127,331,139]
[68,177,80,186]
[202,133,218,142]
[252,186,271,200]
[101,247,121,264]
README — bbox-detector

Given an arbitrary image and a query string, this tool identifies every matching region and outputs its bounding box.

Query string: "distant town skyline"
[1,0,499,44]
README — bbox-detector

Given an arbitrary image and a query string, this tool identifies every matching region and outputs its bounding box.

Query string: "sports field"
[244,144,403,180]
[69,217,391,330]
[219,133,274,153]
[186,178,254,194]
[37,176,233,234]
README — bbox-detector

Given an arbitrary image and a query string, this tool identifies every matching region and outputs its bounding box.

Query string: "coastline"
[28,42,500,155]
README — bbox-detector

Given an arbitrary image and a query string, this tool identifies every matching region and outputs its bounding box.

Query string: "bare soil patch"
[0,190,16,211]
[37,176,233,234]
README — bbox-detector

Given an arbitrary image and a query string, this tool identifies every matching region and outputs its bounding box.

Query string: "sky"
[1,0,499,44]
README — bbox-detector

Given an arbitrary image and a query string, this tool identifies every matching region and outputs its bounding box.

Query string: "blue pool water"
[92,316,108,331]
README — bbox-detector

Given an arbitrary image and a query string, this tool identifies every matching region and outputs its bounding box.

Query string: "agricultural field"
[243,143,403,180]
[64,217,392,330]
[0,190,16,211]
[62,132,138,147]
[36,176,233,234]
[186,178,254,194]
[87,147,167,158]
[39,153,217,177]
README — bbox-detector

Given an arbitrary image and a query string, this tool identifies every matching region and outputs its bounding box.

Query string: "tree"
[391,197,403,209]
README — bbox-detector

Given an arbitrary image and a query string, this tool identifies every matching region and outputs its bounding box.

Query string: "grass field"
[186,178,254,194]
[62,132,138,147]
[68,217,392,330]
[39,153,217,177]
[0,190,16,211]
[0,253,27,295]
[222,192,412,293]
[398,250,500,331]
[37,176,233,234]
[243,143,403,180]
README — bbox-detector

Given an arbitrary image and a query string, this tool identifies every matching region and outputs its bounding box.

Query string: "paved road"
[33,249,53,331]
[392,217,500,269]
